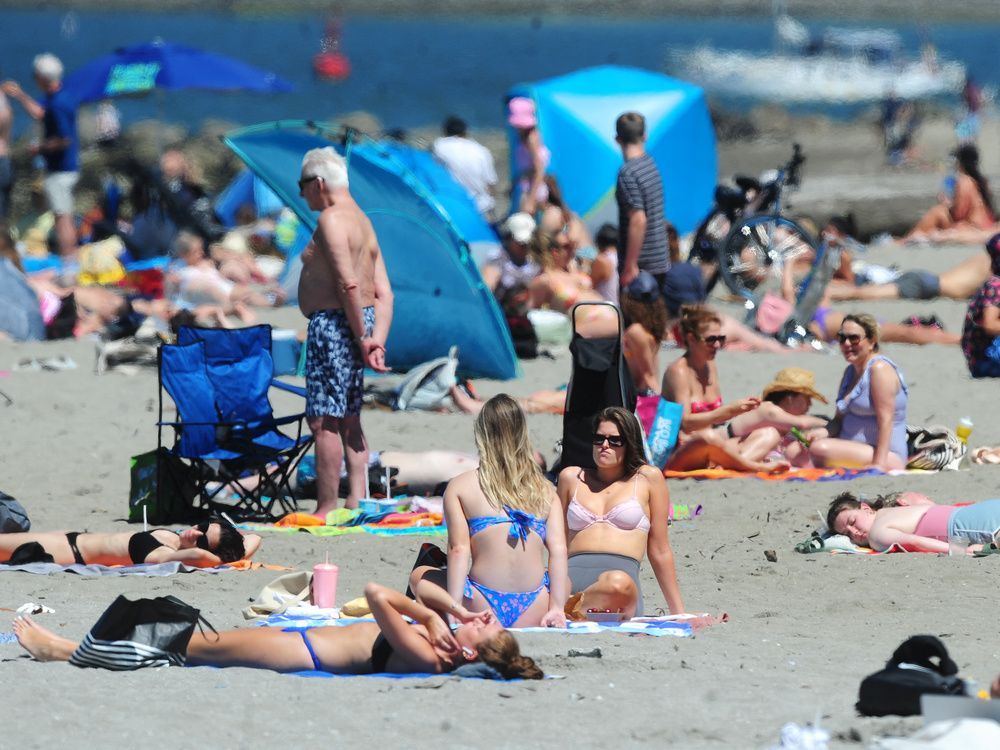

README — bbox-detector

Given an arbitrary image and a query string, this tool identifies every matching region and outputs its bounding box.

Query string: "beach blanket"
[260,609,727,638]
[664,467,889,482]
[244,507,447,537]
[0,560,284,576]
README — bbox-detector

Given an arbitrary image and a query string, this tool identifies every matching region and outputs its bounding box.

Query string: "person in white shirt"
[432,115,498,220]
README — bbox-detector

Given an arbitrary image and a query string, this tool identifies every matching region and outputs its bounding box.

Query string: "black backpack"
[856,635,967,717]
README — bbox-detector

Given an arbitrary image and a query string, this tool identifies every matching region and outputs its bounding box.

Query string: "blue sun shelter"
[507,65,716,235]
[223,121,518,380]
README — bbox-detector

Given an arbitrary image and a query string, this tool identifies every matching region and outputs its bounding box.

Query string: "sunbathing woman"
[826,493,1000,554]
[902,144,996,244]
[410,394,568,628]
[807,313,909,472]
[662,305,790,473]
[556,407,683,618]
[14,580,543,679]
[0,519,261,567]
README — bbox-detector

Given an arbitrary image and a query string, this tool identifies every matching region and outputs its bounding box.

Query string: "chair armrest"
[271,379,306,398]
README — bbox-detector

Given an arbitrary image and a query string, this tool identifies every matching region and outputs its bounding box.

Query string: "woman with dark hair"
[961,233,1000,377]
[0,519,260,567]
[661,305,791,472]
[808,313,909,471]
[556,406,684,617]
[620,270,668,395]
[14,579,544,679]
[410,394,568,628]
[903,144,996,243]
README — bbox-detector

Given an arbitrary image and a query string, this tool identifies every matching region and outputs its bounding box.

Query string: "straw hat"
[761,367,827,403]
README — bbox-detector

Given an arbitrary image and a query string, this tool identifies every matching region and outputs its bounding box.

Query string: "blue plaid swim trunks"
[305,306,375,418]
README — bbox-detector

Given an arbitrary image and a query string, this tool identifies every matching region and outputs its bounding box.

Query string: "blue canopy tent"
[507,65,716,235]
[223,121,519,380]
[213,170,286,228]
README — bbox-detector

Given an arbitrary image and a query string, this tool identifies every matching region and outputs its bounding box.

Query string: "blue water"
[2,9,998,138]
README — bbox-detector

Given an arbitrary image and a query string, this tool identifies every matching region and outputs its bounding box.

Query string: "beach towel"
[663,466,887,482]
[0,560,283,576]
[245,507,447,537]
[794,532,913,555]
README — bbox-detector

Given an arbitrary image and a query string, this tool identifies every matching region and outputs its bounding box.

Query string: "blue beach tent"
[223,121,519,380]
[507,65,716,235]
[213,170,286,229]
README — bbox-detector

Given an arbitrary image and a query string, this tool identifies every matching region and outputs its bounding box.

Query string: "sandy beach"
[2,236,999,748]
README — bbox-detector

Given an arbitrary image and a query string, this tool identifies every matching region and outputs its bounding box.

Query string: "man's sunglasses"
[592,433,625,447]
[297,175,320,190]
[837,333,865,345]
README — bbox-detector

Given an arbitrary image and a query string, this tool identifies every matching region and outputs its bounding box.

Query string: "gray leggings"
[567,552,644,617]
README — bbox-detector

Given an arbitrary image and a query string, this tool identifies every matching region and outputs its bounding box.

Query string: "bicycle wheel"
[718,215,817,299]
[689,209,732,292]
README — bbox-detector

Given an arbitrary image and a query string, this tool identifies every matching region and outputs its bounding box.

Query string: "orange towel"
[275,512,325,527]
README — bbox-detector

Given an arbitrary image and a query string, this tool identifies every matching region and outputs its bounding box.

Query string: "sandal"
[794,532,825,554]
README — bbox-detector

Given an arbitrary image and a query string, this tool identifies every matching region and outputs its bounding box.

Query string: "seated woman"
[537,175,596,263]
[410,394,567,628]
[827,493,1000,553]
[662,305,790,473]
[807,314,909,472]
[621,271,669,395]
[902,144,996,243]
[961,233,1000,377]
[14,580,543,679]
[556,406,684,618]
[0,519,261,567]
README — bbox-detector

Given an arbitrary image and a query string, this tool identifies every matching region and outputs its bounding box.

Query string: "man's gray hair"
[301,147,349,190]
[33,53,64,84]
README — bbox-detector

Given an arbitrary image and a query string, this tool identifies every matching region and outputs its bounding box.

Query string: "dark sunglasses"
[700,334,727,346]
[837,332,865,345]
[297,175,320,190]
[195,522,213,551]
[592,433,625,447]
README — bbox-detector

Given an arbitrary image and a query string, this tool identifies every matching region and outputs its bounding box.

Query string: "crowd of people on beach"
[3,47,1000,706]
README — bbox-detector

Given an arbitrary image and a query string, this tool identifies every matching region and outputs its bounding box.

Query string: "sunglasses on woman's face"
[700,334,727,346]
[194,522,213,551]
[837,332,865,345]
[592,433,625,447]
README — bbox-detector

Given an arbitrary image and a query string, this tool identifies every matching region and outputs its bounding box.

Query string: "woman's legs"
[808,438,905,470]
[185,627,319,672]
[573,571,639,619]
[879,323,960,346]
[905,203,953,238]
[667,430,789,473]
[14,617,79,662]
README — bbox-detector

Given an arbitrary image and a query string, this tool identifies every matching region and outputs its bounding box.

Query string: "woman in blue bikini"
[557,406,685,618]
[14,580,543,679]
[411,394,568,628]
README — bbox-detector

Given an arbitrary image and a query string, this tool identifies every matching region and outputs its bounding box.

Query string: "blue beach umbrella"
[61,40,293,105]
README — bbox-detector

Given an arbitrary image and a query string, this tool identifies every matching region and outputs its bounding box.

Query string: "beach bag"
[906,425,966,471]
[506,313,539,359]
[643,398,683,468]
[0,490,30,533]
[128,449,198,524]
[69,595,215,670]
[394,346,459,411]
[857,635,966,717]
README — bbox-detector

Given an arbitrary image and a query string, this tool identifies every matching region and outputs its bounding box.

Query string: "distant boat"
[672,10,965,104]
[313,17,351,81]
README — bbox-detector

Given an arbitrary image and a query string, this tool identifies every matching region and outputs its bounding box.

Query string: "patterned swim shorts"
[305,306,375,418]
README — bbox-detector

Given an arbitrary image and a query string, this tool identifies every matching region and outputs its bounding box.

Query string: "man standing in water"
[298,147,393,517]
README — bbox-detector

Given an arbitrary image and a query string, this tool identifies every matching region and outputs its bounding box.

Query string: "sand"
[2,239,1000,748]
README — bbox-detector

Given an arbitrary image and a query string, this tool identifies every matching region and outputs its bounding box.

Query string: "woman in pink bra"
[827,492,1000,553]
[556,406,684,617]
[662,305,791,473]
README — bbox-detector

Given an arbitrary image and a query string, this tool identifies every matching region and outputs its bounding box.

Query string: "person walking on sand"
[297,147,393,517]
[2,54,79,258]
[615,111,668,289]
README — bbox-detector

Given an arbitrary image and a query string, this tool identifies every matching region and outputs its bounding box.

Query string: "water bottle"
[955,417,973,444]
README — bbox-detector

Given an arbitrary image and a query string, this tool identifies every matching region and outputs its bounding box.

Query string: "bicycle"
[716,145,819,300]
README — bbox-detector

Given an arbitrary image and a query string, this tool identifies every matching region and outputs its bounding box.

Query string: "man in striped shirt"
[615,112,669,289]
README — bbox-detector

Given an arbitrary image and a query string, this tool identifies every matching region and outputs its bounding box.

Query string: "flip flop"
[972,447,1000,465]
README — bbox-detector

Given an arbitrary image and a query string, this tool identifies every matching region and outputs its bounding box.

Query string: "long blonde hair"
[474,394,551,517]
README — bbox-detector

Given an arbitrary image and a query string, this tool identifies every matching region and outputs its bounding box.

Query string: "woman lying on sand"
[411,394,567,628]
[557,406,684,618]
[827,493,1000,553]
[0,519,261,567]
[14,580,543,678]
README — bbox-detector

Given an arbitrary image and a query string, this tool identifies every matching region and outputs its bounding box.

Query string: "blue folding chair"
[157,325,313,520]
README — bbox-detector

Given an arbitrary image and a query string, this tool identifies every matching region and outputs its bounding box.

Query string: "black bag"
[856,635,966,716]
[128,449,198,525]
[68,595,214,670]
[0,490,30,532]
[506,313,539,359]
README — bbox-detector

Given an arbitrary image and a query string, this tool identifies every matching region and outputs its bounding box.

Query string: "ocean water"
[2,9,998,138]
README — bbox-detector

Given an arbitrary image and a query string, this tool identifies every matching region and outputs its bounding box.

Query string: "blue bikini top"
[468,505,547,544]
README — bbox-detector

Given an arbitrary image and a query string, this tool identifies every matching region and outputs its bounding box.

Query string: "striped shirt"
[616,153,669,275]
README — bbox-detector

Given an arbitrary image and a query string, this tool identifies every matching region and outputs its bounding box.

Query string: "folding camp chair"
[557,302,636,470]
[157,325,313,520]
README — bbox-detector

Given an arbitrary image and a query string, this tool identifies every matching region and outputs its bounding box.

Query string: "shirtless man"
[826,250,991,302]
[298,147,393,516]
